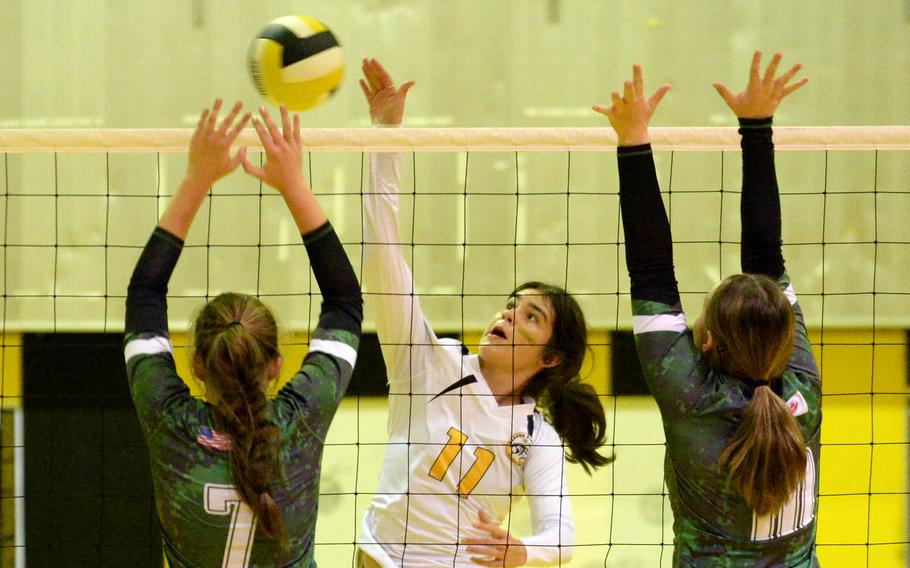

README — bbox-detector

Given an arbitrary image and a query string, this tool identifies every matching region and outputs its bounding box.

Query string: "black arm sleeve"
[617,144,680,305]
[302,222,364,335]
[739,117,785,279]
[125,227,183,336]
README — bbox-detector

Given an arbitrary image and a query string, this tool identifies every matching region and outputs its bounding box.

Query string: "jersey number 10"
[428,427,495,497]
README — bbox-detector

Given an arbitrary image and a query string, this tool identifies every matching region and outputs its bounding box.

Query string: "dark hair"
[512,281,613,473]
[194,292,286,543]
[708,274,806,516]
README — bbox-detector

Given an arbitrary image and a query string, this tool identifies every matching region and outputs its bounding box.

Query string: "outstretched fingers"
[781,76,809,98]
[362,58,384,92]
[633,64,644,97]
[748,50,762,87]
[762,52,783,86]
[775,63,802,88]
[280,105,294,143]
[258,106,283,145]
[227,146,247,172]
[649,83,672,109]
[227,111,251,142]
[713,82,735,105]
[241,154,266,180]
[398,79,416,98]
[623,80,634,103]
[371,58,395,88]
[205,98,223,131]
[358,78,372,100]
[217,101,244,136]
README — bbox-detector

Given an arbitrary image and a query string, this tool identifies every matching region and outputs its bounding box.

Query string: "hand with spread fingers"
[714,51,808,119]
[159,99,250,239]
[242,105,326,234]
[593,64,671,146]
[185,99,250,189]
[242,105,305,195]
[461,509,528,567]
[359,57,415,125]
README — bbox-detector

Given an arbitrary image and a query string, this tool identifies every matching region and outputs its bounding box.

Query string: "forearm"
[304,223,363,334]
[125,228,183,335]
[618,144,680,305]
[522,457,574,565]
[157,177,209,240]
[740,117,785,278]
[283,183,329,235]
[363,153,439,362]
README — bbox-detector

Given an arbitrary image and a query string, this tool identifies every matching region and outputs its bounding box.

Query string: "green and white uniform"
[125,223,362,567]
[618,118,821,567]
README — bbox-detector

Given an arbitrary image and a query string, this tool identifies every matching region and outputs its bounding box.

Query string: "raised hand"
[593,65,671,146]
[185,99,250,188]
[242,105,327,234]
[242,105,306,195]
[359,57,415,125]
[461,509,527,567]
[714,51,808,119]
[159,99,250,239]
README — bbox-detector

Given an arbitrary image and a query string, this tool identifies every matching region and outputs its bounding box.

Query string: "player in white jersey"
[356,59,613,567]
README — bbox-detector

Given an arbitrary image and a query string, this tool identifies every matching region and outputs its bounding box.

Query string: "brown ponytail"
[513,282,614,474]
[706,274,805,516]
[719,386,806,516]
[194,293,286,543]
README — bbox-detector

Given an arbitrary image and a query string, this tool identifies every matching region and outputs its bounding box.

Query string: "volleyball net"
[0,126,907,567]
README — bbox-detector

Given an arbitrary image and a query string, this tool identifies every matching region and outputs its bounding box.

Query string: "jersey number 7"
[428,427,495,497]
[204,483,257,568]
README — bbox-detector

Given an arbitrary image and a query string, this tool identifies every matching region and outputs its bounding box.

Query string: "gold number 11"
[428,426,495,497]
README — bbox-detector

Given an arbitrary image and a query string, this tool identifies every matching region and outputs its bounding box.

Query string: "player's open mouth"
[488,325,508,339]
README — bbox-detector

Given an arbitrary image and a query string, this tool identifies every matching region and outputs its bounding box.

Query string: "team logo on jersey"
[197,425,232,451]
[507,432,531,466]
[785,391,809,417]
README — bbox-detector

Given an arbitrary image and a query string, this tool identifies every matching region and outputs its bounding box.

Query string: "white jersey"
[358,151,574,567]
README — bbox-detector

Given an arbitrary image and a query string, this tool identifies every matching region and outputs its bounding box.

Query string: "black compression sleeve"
[125,227,183,335]
[740,117,785,279]
[618,144,680,305]
[302,222,364,335]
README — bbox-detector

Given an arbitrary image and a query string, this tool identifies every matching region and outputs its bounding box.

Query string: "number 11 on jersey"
[428,427,495,497]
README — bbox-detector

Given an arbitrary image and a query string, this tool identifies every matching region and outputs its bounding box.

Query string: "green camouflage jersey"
[124,225,362,567]
[618,118,821,567]
[632,274,820,566]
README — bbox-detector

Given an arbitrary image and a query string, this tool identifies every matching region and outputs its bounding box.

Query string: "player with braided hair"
[124,100,362,567]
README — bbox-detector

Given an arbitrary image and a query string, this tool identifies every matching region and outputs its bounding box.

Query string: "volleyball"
[248,15,344,112]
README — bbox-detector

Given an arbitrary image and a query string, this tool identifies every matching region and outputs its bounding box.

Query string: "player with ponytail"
[124,100,362,566]
[595,52,821,565]
[356,59,611,568]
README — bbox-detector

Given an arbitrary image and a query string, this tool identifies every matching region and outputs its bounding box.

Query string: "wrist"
[738,116,773,127]
[181,169,216,191]
[617,132,650,146]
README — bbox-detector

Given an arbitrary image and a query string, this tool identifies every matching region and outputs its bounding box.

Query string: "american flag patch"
[197,425,232,451]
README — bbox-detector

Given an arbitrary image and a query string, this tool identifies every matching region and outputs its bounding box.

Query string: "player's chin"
[478,341,513,357]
